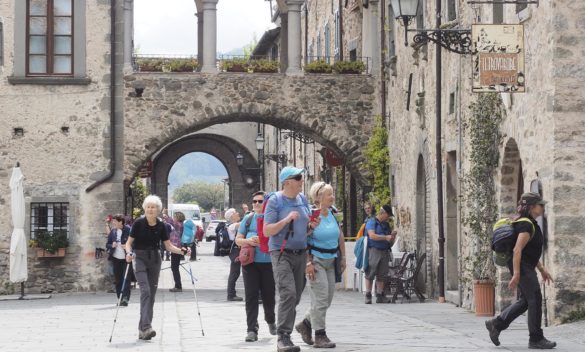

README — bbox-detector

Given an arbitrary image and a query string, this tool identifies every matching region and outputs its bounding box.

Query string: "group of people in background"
[103,165,397,351]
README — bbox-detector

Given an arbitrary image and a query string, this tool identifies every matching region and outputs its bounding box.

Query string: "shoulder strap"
[243,213,254,234]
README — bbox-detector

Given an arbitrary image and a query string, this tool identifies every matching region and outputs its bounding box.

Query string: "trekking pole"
[109,263,131,343]
[187,257,205,336]
[278,221,294,263]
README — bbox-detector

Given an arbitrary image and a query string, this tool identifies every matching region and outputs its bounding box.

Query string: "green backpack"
[491,217,535,266]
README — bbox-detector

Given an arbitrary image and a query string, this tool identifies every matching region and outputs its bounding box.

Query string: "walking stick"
[278,221,294,263]
[109,263,131,343]
[187,257,205,336]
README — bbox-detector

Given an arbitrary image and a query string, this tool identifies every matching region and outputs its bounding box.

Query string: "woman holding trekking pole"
[125,195,190,340]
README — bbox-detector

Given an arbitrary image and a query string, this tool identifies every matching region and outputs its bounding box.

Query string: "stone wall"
[386,0,584,322]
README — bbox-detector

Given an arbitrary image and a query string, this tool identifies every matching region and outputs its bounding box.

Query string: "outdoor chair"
[385,252,414,299]
[391,252,426,303]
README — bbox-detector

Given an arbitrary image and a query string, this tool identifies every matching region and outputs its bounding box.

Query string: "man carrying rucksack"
[485,192,555,349]
[263,166,317,352]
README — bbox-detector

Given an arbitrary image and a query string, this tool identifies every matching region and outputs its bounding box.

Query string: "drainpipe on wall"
[304,2,308,65]
[338,0,344,60]
[86,0,117,193]
[380,0,386,124]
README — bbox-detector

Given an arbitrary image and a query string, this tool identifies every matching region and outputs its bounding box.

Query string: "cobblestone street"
[1,242,583,352]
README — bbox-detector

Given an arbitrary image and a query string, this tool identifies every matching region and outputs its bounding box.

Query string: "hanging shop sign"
[138,160,152,178]
[324,148,344,167]
[472,24,525,93]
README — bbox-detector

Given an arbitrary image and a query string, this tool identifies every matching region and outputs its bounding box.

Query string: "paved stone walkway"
[0,242,583,352]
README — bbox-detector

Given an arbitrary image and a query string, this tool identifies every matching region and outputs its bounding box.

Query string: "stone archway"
[123,73,376,185]
[151,134,260,210]
[496,138,524,311]
[415,154,432,296]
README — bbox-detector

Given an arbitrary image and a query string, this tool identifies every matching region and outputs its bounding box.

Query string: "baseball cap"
[279,166,305,184]
[520,192,547,206]
[224,208,237,221]
[381,204,394,217]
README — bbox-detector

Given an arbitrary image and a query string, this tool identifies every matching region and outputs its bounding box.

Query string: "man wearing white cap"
[264,166,318,352]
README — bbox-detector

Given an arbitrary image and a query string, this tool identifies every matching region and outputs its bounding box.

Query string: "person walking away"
[182,216,197,262]
[225,208,243,301]
[235,191,277,342]
[296,182,346,348]
[106,214,133,306]
[264,166,318,352]
[163,211,185,292]
[125,195,190,340]
[485,192,556,349]
[364,205,396,304]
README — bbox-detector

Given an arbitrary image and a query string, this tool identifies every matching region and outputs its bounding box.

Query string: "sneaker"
[227,295,243,302]
[529,338,557,349]
[120,298,128,307]
[139,328,156,341]
[376,294,391,303]
[314,331,336,348]
[169,288,182,292]
[245,331,258,342]
[268,323,277,336]
[485,319,501,346]
[295,319,314,345]
[365,292,372,304]
[277,333,301,352]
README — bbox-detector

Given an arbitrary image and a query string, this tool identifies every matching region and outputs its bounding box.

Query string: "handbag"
[237,245,255,266]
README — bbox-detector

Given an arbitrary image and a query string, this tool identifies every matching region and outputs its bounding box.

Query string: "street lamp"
[255,133,265,152]
[390,0,420,46]
[236,151,244,167]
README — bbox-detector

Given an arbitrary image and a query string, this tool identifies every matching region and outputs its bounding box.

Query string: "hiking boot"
[485,319,501,346]
[139,328,156,340]
[375,294,391,303]
[365,292,372,304]
[529,338,557,349]
[314,330,336,348]
[295,319,314,345]
[268,323,277,336]
[277,333,301,352]
[245,331,258,342]
[120,297,129,307]
[169,288,182,292]
[227,295,243,302]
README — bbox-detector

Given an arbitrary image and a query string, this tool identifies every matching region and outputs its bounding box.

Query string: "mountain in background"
[168,153,228,191]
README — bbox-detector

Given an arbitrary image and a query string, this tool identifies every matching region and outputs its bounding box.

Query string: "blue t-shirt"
[365,218,391,250]
[264,192,310,251]
[238,213,271,263]
[308,211,339,259]
[181,219,195,244]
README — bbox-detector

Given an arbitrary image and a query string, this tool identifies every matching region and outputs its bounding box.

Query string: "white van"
[169,204,203,228]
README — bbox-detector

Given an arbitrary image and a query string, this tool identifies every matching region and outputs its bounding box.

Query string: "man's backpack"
[491,217,535,266]
[256,191,309,253]
[216,222,233,256]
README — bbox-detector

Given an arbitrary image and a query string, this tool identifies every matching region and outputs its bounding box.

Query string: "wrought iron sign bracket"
[408,29,473,55]
[281,131,315,144]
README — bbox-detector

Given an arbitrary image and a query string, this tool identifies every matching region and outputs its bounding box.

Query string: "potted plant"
[462,93,504,317]
[137,59,163,72]
[170,59,198,72]
[33,230,69,258]
[304,60,333,74]
[250,59,279,73]
[332,60,366,74]
[221,58,250,72]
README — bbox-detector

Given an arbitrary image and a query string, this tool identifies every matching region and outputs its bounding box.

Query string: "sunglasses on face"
[288,174,303,181]
[252,199,264,204]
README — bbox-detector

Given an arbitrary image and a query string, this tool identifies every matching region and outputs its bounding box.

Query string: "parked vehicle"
[204,219,226,242]
[169,203,201,221]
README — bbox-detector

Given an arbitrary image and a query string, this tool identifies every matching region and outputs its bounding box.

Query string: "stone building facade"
[0,1,376,294]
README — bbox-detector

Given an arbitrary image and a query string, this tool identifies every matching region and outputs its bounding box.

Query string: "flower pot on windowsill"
[36,248,66,258]
[474,279,495,317]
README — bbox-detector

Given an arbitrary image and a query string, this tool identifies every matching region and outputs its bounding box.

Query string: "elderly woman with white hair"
[125,195,190,340]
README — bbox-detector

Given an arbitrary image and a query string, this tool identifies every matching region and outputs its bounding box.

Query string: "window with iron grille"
[30,202,69,239]
[27,0,74,76]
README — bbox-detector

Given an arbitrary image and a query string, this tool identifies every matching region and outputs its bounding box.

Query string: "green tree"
[364,115,391,210]
[242,34,258,57]
[133,177,148,216]
[173,181,224,211]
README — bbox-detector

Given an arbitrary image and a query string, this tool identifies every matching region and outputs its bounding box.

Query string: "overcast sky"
[134,0,275,55]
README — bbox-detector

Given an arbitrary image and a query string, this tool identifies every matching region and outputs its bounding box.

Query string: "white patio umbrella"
[9,164,27,284]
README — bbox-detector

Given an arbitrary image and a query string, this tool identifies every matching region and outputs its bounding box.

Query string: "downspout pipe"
[86,0,116,193]
[380,0,386,123]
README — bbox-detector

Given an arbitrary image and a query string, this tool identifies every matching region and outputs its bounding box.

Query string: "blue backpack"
[354,236,369,271]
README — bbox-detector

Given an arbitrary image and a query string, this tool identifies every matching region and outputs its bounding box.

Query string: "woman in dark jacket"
[106,214,133,306]
[485,192,555,349]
